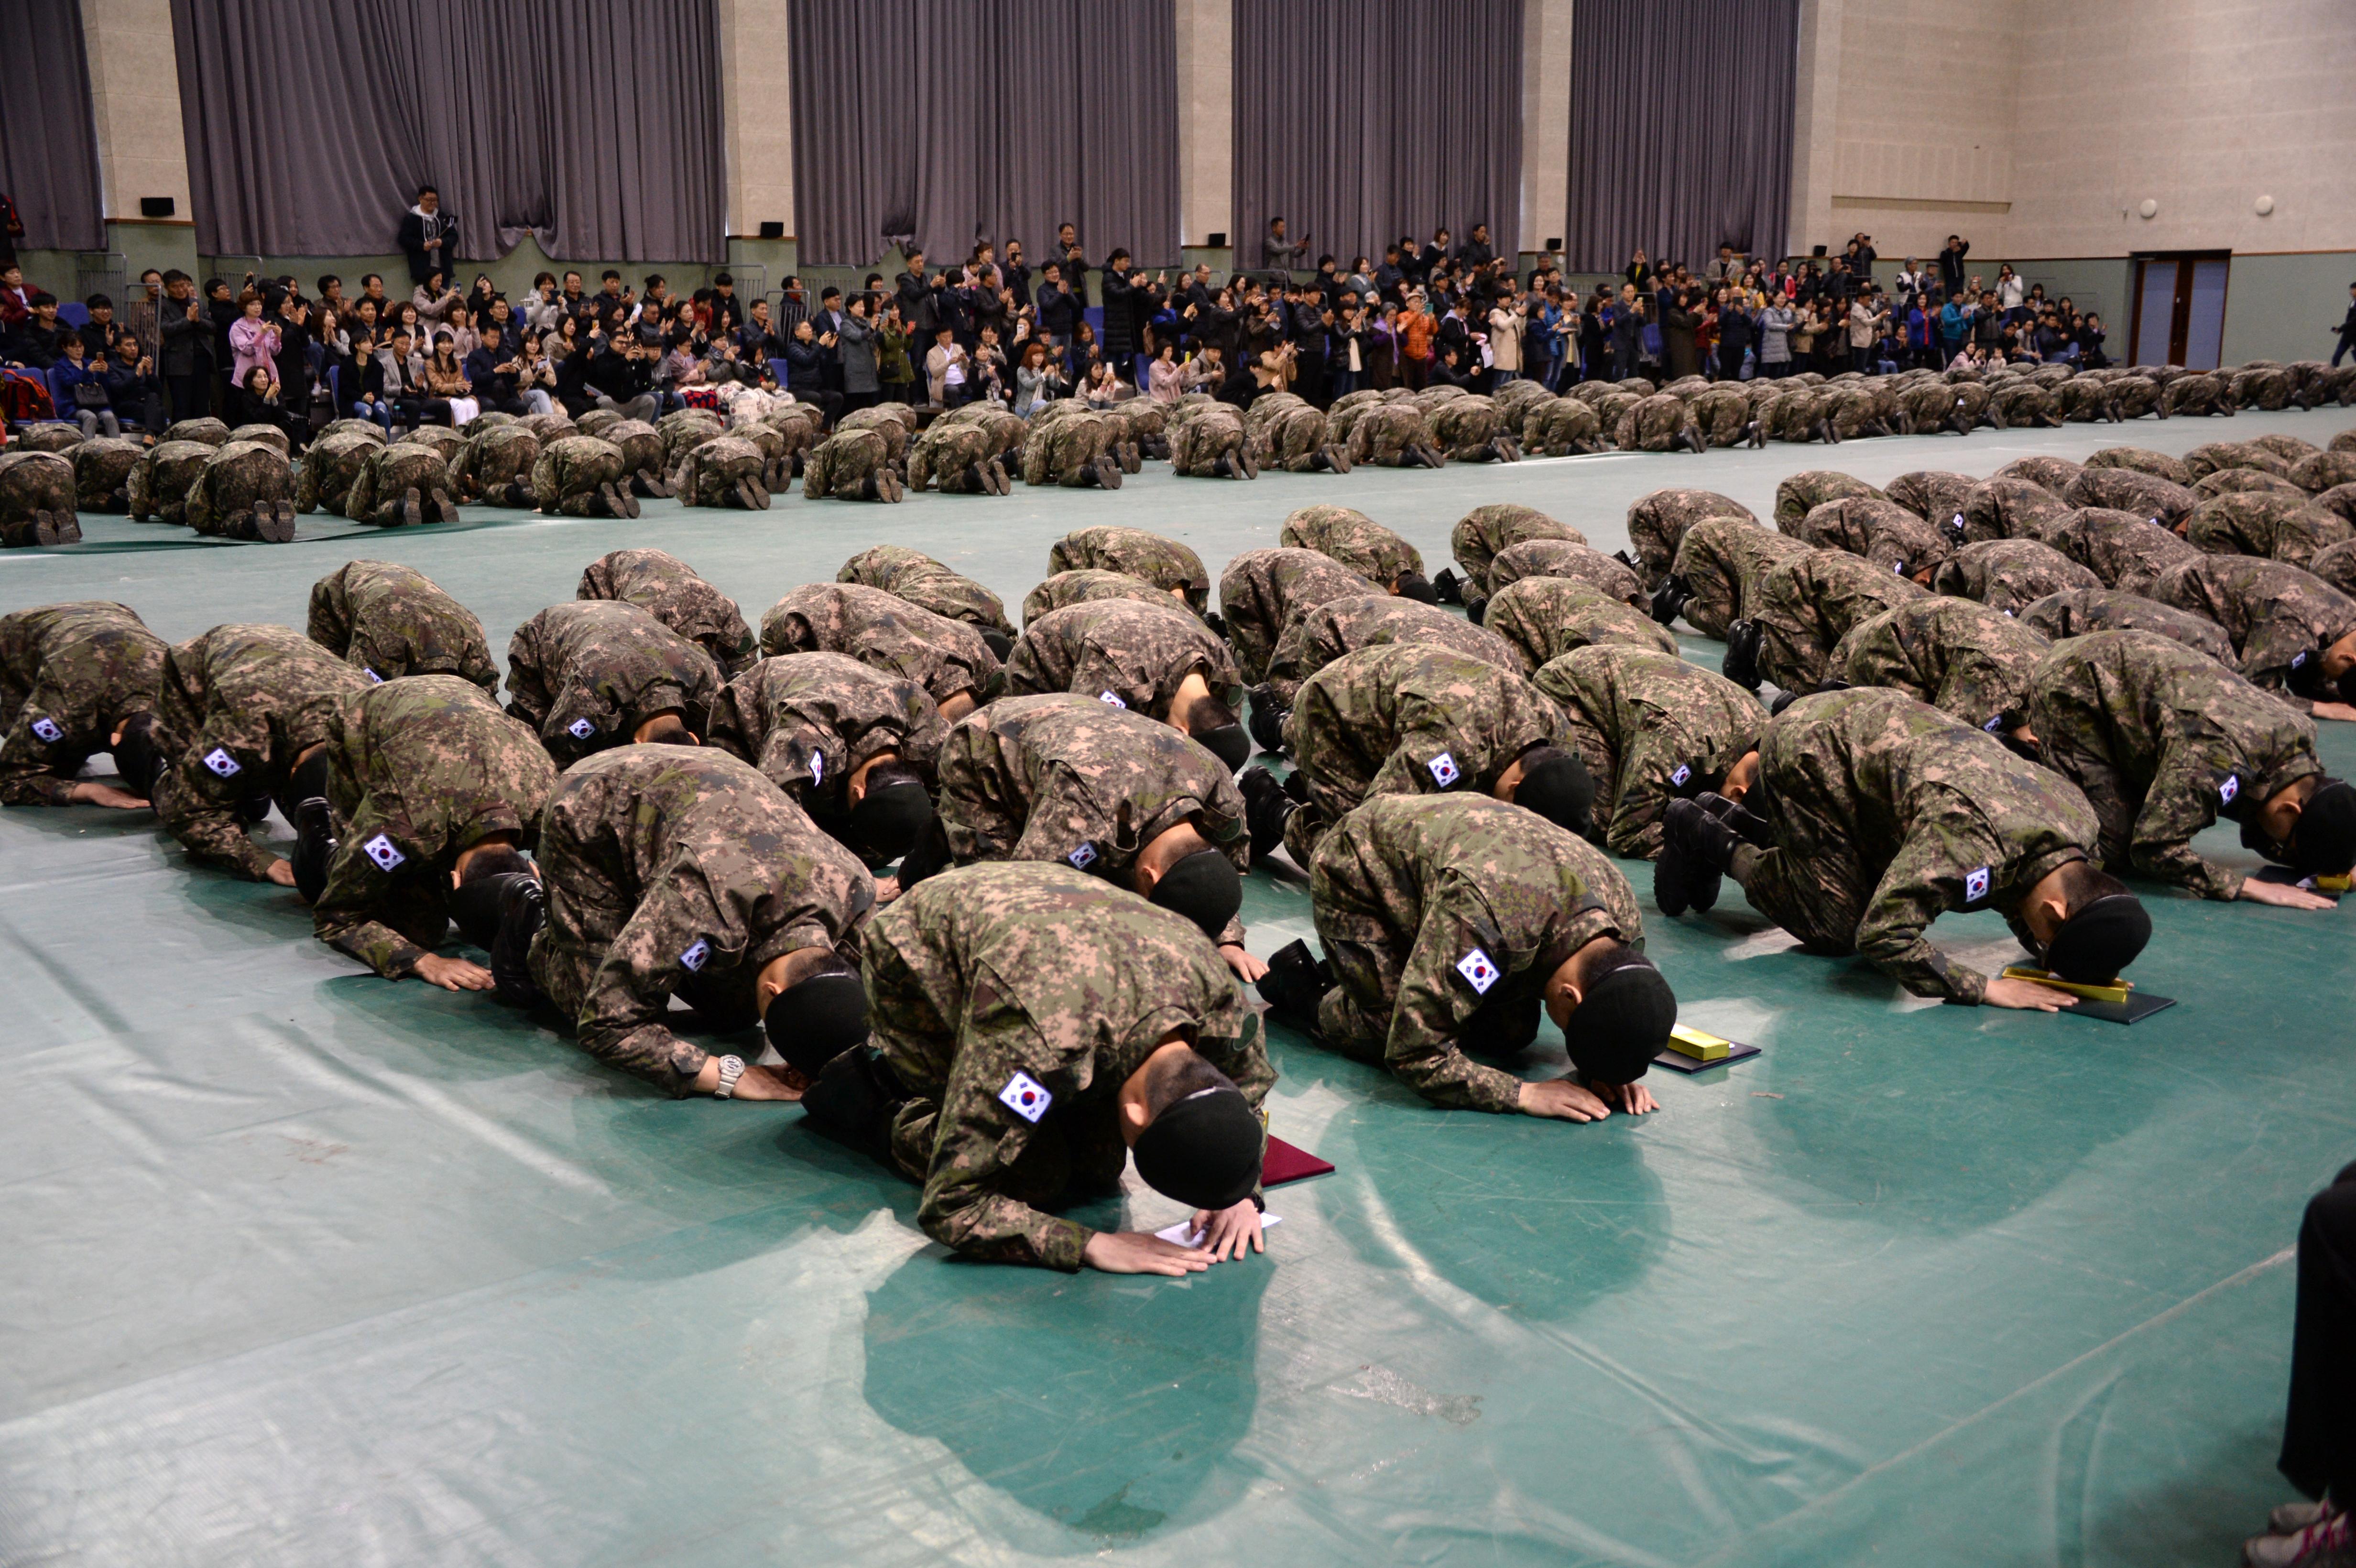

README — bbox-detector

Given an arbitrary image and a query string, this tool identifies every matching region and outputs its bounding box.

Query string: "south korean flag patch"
[202,747,242,779]
[1066,842,1099,870]
[1963,865,1992,905]
[1454,947,1501,995]
[29,716,63,745]
[998,1070,1052,1123]
[679,938,710,972]
[1097,690,1127,708]
[1669,762,1693,789]
[1983,714,2005,733]
[361,833,407,873]
[2219,773,2241,806]
[807,750,824,784]
[363,667,384,685]
[1427,751,1462,788]
[567,717,597,741]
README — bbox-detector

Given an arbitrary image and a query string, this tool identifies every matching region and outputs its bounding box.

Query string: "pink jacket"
[229,317,281,387]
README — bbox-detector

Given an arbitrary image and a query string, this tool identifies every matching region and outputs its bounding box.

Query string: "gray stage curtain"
[1564,0,1800,273]
[788,0,1180,268]
[171,0,725,263]
[1233,0,1524,269]
[0,0,107,252]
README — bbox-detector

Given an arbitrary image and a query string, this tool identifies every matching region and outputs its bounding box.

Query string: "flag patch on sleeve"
[362,834,406,872]
[1427,751,1461,787]
[1963,866,1991,903]
[679,939,710,972]
[1455,947,1500,994]
[202,747,242,778]
[999,1070,1052,1122]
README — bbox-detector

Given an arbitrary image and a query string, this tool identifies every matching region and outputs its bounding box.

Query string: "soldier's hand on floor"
[263,858,296,888]
[722,1064,805,1102]
[1219,943,1268,983]
[67,782,148,808]
[410,954,495,992]
[1191,1200,1265,1262]
[1082,1230,1214,1276]
[1982,977,2077,1012]
[1593,1079,1658,1115]
[1518,1076,1615,1122]
[2309,701,2356,722]
[2238,878,2337,911]
[873,873,902,904]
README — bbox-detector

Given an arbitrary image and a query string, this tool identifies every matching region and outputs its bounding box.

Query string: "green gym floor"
[4,407,2353,1568]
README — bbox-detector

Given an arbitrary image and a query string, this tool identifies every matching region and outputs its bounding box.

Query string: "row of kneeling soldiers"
[15,350,2342,552]
[5,491,2353,1273]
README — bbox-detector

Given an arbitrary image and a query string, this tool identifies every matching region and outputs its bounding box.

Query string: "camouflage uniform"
[306,559,498,689]
[151,624,371,877]
[2293,453,2356,495]
[656,407,727,473]
[349,440,463,527]
[759,582,1001,708]
[1451,503,1585,599]
[706,651,945,833]
[2185,491,2351,568]
[2027,629,2319,901]
[1613,392,1702,452]
[837,406,911,466]
[1003,597,1239,718]
[602,418,668,496]
[526,434,631,519]
[2194,469,2307,504]
[1217,546,1377,685]
[1957,477,2074,544]
[931,693,1250,943]
[1741,688,2101,1003]
[1885,470,1977,530]
[576,548,756,676]
[1047,526,1211,613]
[1169,403,1254,478]
[1994,454,2083,493]
[1347,401,1441,467]
[14,425,84,455]
[1483,576,1679,672]
[310,675,557,977]
[183,440,297,540]
[2064,467,2198,528]
[1794,496,1955,577]
[1667,518,1810,640]
[1775,471,1886,533]
[0,450,79,545]
[672,433,771,509]
[71,436,142,513]
[2084,446,2191,487]
[1747,548,1930,692]
[2045,509,2202,597]
[837,545,1014,638]
[1279,505,1422,585]
[1430,395,1519,462]
[2154,555,2356,706]
[503,601,722,763]
[853,862,1271,1268]
[2312,538,2356,600]
[1484,539,1645,605]
[1021,569,1176,628]
[162,416,229,447]
[0,602,166,805]
[1020,407,1120,488]
[1281,643,1563,868]
[295,430,380,515]
[396,425,465,468]
[906,419,1007,494]
[530,745,873,1094]
[801,427,903,501]
[125,440,212,524]
[1264,593,1527,707]
[1534,644,1766,858]
[2160,373,2228,418]
[445,423,541,506]
[1831,595,2051,732]
[1623,490,1748,590]
[1931,539,2101,615]
[1309,794,1643,1111]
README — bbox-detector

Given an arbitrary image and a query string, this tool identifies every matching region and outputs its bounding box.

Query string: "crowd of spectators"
[0,192,2114,447]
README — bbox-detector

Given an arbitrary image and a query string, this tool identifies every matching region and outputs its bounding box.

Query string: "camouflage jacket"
[864,862,1273,1270]
[530,746,873,1094]
[759,583,1001,707]
[1831,595,2051,732]
[306,560,497,690]
[1046,525,1210,611]
[576,547,758,676]
[1932,539,2101,614]
[1264,594,1527,707]
[1455,503,1584,592]
[1485,539,1644,605]
[1309,794,1640,1112]
[1289,643,1563,821]
[313,676,556,977]
[153,623,370,877]
[1482,576,1680,672]
[1020,569,1178,628]
[1003,597,1239,717]
[0,602,166,806]
[705,651,945,829]
[2026,629,2320,900]
[1278,505,1423,585]
[1622,490,1749,587]
[1216,546,1377,685]
[504,600,723,762]
[2156,555,2356,709]
[1756,688,2099,1003]
[2047,508,2202,598]
[1534,643,1767,857]
[838,544,1014,635]
[2018,588,2236,666]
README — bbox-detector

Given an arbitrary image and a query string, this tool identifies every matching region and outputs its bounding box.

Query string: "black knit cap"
[1513,747,1595,836]
[1148,849,1243,939]
[2042,893,2152,984]
[847,780,934,861]
[2292,778,2356,876]
[1564,956,1675,1082]
[1194,722,1251,773]
[1133,1085,1263,1209]
[1395,571,1437,604]
[765,971,871,1076]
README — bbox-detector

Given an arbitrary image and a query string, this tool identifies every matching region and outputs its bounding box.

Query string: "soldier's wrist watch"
[712,1054,747,1099]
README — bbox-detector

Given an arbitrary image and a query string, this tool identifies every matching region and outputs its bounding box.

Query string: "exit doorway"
[2129,252,2230,369]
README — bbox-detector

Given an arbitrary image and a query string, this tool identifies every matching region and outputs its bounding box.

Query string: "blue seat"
[56,302,90,329]
[35,364,84,425]
[768,358,792,385]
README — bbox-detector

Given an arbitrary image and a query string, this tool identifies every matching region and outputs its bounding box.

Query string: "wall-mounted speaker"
[1206,232,1227,249]
[140,196,175,218]
[1544,237,1562,251]
[1811,244,1827,257]
[758,221,784,239]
